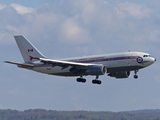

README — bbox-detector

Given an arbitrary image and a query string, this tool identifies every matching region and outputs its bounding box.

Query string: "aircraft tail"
[14,35,46,62]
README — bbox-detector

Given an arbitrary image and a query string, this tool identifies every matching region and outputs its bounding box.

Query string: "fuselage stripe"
[69,56,139,63]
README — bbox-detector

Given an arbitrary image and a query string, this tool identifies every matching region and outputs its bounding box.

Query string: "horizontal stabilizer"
[4,61,34,67]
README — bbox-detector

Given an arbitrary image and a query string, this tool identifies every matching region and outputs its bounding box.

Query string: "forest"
[0,109,160,120]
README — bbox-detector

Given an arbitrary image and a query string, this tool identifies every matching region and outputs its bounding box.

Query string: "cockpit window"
[143,55,151,57]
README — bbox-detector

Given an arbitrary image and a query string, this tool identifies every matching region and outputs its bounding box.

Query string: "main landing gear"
[76,77,86,83]
[134,70,138,79]
[92,80,101,84]
[76,75,102,85]
[92,75,102,85]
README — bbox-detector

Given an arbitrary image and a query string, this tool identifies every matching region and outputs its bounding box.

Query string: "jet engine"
[85,66,107,75]
[108,71,130,78]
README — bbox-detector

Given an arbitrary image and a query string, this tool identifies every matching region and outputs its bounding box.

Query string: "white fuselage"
[24,51,155,77]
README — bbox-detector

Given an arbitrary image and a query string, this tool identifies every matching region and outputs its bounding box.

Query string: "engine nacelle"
[85,66,107,75]
[108,71,130,78]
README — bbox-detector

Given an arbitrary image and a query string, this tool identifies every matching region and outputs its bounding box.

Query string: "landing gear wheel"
[92,80,96,84]
[76,78,81,82]
[134,75,138,79]
[81,78,86,83]
[92,80,102,84]
[97,80,102,84]
[76,78,86,83]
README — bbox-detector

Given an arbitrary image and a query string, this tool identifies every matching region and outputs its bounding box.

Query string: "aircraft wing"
[5,61,34,67]
[38,58,106,75]
[38,58,100,68]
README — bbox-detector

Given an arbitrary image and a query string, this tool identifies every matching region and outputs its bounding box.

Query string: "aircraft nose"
[152,57,156,64]
[149,57,156,64]
[148,57,156,66]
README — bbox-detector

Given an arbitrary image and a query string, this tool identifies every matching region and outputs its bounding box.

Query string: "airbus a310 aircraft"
[5,35,156,84]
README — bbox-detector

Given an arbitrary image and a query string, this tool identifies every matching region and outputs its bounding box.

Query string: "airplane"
[5,35,156,84]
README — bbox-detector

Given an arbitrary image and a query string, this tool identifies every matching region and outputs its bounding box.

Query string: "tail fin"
[14,35,46,62]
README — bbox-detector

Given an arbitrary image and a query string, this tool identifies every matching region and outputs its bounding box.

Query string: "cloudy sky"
[1,0,160,112]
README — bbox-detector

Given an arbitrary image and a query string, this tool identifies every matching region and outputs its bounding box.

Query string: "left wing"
[38,58,100,68]
[38,58,106,75]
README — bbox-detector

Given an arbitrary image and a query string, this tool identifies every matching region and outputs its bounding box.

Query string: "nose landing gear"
[134,70,138,79]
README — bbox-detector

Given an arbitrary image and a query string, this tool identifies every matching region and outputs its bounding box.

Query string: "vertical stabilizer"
[14,35,46,62]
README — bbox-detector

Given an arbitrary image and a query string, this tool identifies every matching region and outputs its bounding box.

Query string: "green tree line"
[0,109,159,120]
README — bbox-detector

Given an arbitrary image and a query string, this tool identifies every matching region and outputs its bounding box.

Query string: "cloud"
[6,25,19,33]
[0,0,158,56]
[0,4,6,10]
[0,0,158,54]
[10,4,34,15]
[59,17,92,44]
[116,2,151,19]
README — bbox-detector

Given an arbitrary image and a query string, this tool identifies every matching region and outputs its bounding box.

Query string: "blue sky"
[1,0,160,112]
